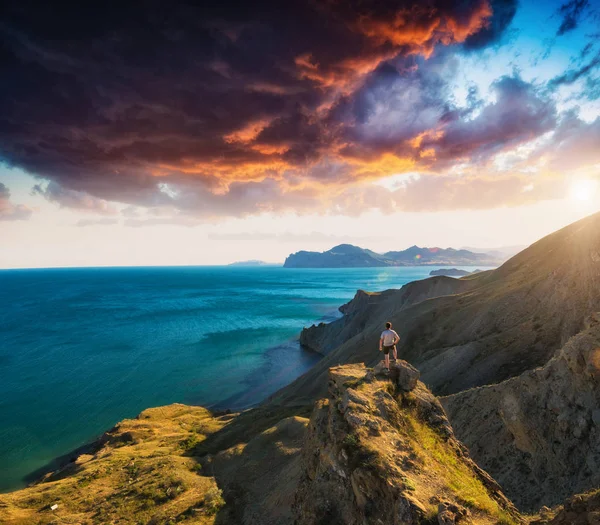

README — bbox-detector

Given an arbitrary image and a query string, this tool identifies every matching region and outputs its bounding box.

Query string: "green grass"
[202,486,225,516]
[343,379,363,389]
[342,433,360,449]
[401,476,416,491]
[180,433,202,452]
[404,413,517,524]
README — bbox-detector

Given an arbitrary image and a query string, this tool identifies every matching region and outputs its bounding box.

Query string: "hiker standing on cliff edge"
[379,322,400,371]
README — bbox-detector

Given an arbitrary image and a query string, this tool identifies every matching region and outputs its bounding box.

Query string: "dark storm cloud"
[0,0,535,217]
[332,57,451,150]
[556,0,590,35]
[0,182,32,220]
[463,0,518,49]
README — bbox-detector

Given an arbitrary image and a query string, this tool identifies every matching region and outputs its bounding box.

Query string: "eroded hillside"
[274,212,600,405]
[442,315,600,511]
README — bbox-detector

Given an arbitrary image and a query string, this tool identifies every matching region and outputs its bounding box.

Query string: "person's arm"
[393,330,400,345]
[379,334,384,351]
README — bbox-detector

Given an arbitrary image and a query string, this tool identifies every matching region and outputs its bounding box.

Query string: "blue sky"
[1,0,599,267]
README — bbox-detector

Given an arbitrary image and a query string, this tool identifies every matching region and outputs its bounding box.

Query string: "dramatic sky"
[1,0,599,267]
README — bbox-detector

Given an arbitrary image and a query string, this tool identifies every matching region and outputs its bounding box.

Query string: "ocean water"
[0,265,485,492]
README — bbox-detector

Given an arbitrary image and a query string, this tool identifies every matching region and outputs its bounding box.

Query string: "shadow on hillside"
[189,404,311,457]
[204,412,310,524]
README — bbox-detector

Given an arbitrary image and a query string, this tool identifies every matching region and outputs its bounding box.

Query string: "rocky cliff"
[531,489,600,524]
[294,363,521,524]
[299,276,477,356]
[441,315,600,512]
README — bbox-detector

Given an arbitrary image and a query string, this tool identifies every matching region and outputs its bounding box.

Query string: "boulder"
[391,360,420,391]
[437,501,469,524]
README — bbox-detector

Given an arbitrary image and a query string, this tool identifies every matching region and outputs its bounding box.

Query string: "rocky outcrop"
[389,359,421,391]
[294,363,521,525]
[441,316,600,512]
[531,489,600,524]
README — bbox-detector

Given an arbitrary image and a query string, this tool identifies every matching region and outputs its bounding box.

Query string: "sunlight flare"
[569,179,599,202]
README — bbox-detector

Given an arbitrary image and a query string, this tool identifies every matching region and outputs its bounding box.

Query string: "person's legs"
[393,346,397,361]
[383,346,390,369]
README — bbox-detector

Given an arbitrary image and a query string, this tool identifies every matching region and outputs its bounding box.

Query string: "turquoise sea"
[0,265,485,492]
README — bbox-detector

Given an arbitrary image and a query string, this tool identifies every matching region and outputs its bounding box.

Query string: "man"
[379,321,400,370]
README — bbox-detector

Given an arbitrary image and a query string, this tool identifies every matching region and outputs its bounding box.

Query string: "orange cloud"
[409,129,445,148]
[348,152,416,180]
[224,119,272,144]
[353,1,493,55]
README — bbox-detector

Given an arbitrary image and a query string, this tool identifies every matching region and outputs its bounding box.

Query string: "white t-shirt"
[381,329,399,346]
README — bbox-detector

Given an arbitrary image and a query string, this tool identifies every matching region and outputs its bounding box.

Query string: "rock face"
[272,212,600,407]
[441,316,600,512]
[283,244,502,268]
[293,364,521,525]
[531,489,600,524]
[389,359,421,391]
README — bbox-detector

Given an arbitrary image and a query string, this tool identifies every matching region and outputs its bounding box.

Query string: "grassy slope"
[0,404,309,525]
[0,404,228,525]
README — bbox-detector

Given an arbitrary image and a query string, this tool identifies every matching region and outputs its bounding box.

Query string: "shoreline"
[2,267,458,494]
[3,325,331,495]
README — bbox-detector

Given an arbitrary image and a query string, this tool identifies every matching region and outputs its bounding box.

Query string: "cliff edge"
[295,362,521,524]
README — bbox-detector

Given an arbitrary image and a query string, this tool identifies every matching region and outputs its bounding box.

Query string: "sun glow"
[569,179,599,202]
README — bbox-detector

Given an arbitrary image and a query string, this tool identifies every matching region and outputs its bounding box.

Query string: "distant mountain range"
[283,243,505,268]
[228,260,270,267]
